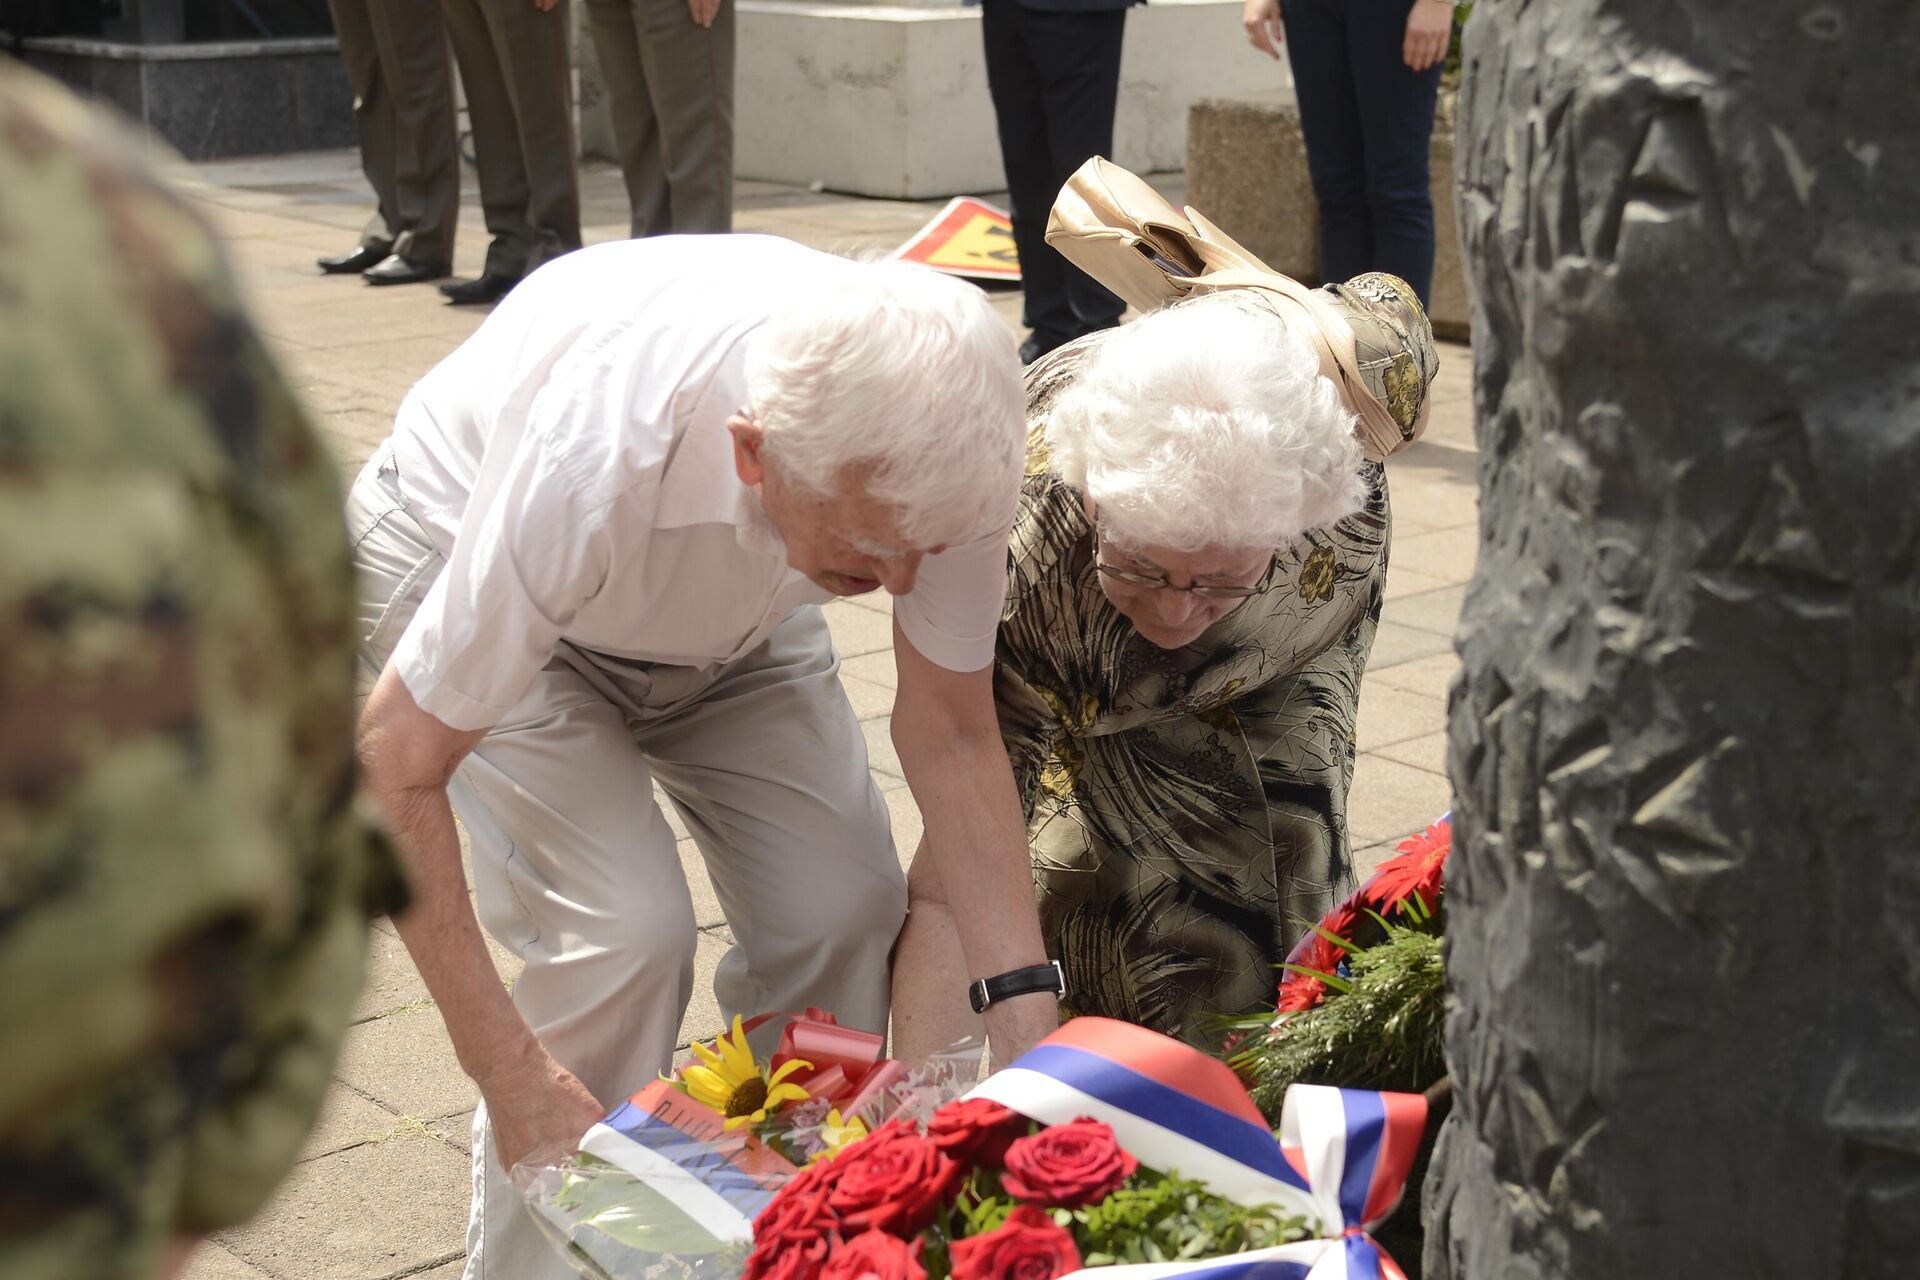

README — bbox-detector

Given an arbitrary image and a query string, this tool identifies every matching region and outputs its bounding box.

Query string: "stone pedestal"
[578,0,1281,199]
[1427,0,1920,1274]
[1185,90,1468,338]
[16,36,356,160]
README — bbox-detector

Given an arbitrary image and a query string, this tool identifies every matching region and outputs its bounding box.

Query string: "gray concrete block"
[351,930,432,1025]
[677,929,732,1052]
[1383,450,1480,535]
[333,1003,479,1123]
[1368,653,1461,702]
[1386,524,1481,583]
[824,599,896,657]
[1347,753,1455,847]
[1375,730,1449,779]
[221,1135,469,1280]
[841,673,896,722]
[1355,679,1449,753]
[177,1242,277,1280]
[1184,90,1320,283]
[428,1110,476,1160]
[19,38,357,161]
[299,1083,402,1163]
[1379,584,1468,638]
[1186,92,1470,339]
[839,650,897,688]
[1367,619,1458,670]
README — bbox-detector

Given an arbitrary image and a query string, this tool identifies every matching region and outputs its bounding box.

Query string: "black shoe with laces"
[318,244,388,275]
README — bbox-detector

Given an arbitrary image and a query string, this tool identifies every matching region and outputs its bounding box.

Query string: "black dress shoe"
[439,272,520,306]
[318,244,389,274]
[1019,332,1070,366]
[362,253,452,286]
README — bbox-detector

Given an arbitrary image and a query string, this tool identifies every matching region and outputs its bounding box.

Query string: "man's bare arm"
[356,664,603,1168]
[889,622,1057,1065]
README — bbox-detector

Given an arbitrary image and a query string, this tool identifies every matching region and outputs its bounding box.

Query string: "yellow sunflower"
[683,1015,813,1130]
[807,1108,870,1166]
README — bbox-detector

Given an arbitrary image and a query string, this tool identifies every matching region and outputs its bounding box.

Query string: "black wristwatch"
[968,960,1065,1014]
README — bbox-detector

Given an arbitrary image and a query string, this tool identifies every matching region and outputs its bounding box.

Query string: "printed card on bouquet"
[579,1079,800,1245]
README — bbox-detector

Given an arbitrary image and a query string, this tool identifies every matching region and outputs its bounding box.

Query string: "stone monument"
[1428,0,1920,1274]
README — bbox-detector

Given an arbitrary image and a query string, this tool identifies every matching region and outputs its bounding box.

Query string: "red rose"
[754,1165,839,1247]
[928,1098,1031,1169]
[825,1119,966,1236]
[745,1230,831,1280]
[820,1229,928,1280]
[999,1119,1137,1208]
[949,1206,1081,1280]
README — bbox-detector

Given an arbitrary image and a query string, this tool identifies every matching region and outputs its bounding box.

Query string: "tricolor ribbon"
[967,1018,1424,1280]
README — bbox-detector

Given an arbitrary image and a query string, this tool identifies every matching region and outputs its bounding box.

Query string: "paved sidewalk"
[171,152,1471,1280]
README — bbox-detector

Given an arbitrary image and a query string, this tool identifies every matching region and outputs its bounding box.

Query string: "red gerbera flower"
[1361,819,1451,914]
[1290,898,1360,974]
[1276,973,1327,1013]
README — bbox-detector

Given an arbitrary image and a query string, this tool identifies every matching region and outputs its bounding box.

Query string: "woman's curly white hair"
[1044,292,1367,553]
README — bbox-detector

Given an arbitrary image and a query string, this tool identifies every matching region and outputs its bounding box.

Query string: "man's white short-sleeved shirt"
[383,235,1009,732]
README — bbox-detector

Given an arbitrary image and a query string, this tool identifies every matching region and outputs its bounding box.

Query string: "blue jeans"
[1281,0,1442,304]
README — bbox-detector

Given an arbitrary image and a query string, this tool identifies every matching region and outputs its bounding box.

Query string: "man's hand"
[1404,0,1452,72]
[482,1045,608,1173]
[984,994,1059,1070]
[688,0,722,28]
[534,0,559,10]
[1242,0,1283,61]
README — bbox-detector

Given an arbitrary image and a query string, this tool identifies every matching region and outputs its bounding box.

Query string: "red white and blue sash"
[967,1018,1425,1280]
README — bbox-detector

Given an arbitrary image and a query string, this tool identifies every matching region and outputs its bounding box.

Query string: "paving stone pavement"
[170,151,1473,1280]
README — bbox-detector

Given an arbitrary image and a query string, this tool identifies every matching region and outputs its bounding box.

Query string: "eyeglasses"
[1095,560,1273,600]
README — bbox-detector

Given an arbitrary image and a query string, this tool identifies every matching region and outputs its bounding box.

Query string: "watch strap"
[968,960,1065,1014]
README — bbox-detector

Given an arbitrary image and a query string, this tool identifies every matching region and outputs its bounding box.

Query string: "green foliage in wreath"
[1228,918,1447,1124]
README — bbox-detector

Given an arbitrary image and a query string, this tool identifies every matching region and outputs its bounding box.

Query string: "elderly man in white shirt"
[347,234,1059,1279]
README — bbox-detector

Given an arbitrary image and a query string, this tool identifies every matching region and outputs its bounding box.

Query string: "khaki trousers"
[347,447,904,1280]
[440,0,584,277]
[583,0,735,235]
[329,0,461,265]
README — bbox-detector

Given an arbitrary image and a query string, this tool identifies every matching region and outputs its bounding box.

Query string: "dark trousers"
[1281,0,1442,304]
[583,0,735,236]
[329,0,460,265]
[441,0,583,278]
[982,0,1127,345]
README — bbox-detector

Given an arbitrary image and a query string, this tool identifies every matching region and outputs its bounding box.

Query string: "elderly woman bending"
[893,272,1436,1052]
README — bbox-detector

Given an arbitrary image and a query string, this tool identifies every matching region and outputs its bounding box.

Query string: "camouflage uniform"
[0,64,403,1278]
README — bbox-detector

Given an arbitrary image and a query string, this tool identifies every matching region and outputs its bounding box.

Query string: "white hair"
[746,260,1025,545]
[1044,292,1366,553]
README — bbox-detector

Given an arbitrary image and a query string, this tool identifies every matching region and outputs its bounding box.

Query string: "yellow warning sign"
[892,197,1020,281]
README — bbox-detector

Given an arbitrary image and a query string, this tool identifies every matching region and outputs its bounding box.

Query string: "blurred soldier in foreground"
[0,63,402,1279]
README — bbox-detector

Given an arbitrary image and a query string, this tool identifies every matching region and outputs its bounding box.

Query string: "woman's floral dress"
[995,273,1437,1045]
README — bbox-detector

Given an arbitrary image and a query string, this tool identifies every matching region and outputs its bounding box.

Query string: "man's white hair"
[747,260,1025,545]
[1044,292,1367,553]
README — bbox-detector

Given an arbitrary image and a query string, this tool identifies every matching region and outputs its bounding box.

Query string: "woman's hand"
[1242,0,1284,61]
[1403,0,1453,72]
[689,0,722,27]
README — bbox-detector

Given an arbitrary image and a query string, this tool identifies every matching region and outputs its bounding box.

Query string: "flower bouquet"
[745,1018,1427,1280]
[1231,816,1452,1110]
[519,1009,981,1280]
[1226,816,1453,1276]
